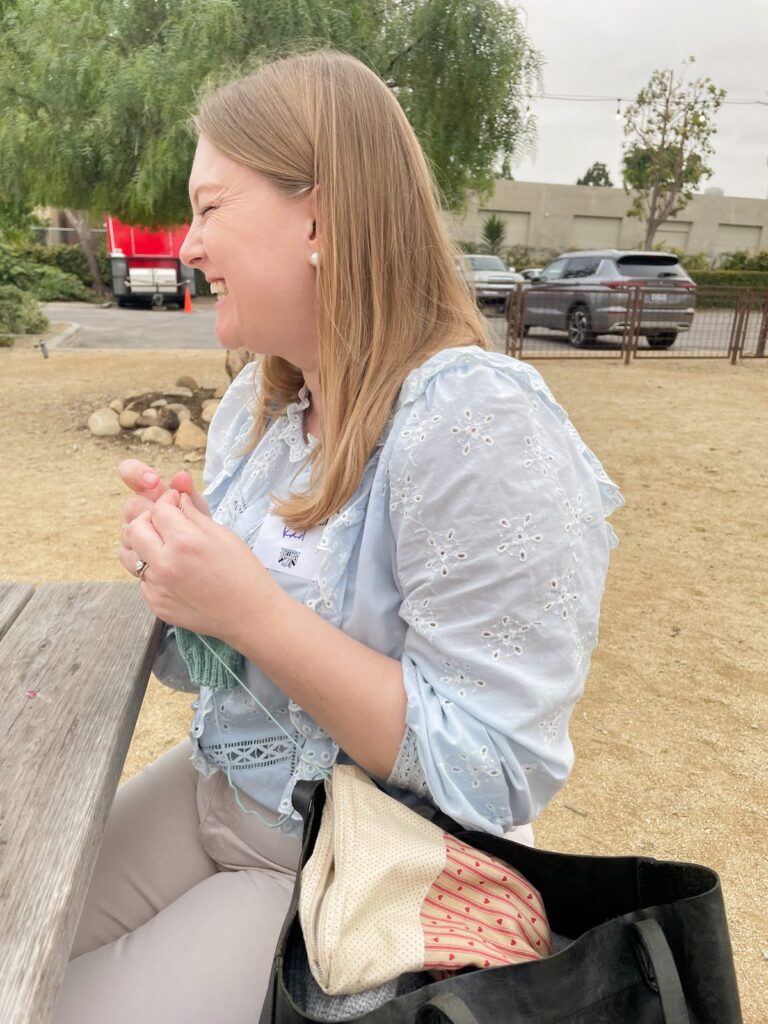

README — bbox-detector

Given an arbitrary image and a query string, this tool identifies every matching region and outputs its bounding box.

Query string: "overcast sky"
[511,0,768,199]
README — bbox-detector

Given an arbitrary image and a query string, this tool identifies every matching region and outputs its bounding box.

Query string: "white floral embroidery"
[425,529,468,580]
[481,614,533,661]
[523,434,557,476]
[389,469,424,519]
[538,707,566,746]
[450,745,503,789]
[402,596,439,634]
[544,569,579,620]
[399,409,443,452]
[438,658,488,698]
[562,493,594,544]
[450,408,495,456]
[497,512,543,562]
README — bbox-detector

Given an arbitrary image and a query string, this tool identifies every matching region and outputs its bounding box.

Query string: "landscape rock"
[176,375,199,391]
[201,402,220,424]
[88,407,121,436]
[183,451,205,463]
[166,402,191,422]
[109,398,124,413]
[118,409,141,429]
[164,386,194,399]
[150,398,168,408]
[157,407,181,432]
[174,419,208,449]
[136,408,160,426]
[213,384,227,399]
[124,387,148,400]
[139,426,174,446]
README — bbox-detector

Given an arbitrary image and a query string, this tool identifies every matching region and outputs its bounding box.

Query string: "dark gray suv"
[511,250,696,348]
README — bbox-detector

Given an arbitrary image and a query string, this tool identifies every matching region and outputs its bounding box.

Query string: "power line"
[532,92,767,107]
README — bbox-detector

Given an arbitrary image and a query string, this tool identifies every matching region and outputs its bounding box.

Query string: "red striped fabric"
[420,833,550,973]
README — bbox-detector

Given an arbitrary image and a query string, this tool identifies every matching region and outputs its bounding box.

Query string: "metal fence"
[500,285,767,365]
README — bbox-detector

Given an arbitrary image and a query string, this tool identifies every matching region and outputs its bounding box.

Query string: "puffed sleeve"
[385,357,622,834]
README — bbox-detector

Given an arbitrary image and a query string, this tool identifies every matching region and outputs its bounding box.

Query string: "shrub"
[0,242,90,300]
[504,244,532,270]
[688,270,768,308]
[718,249,768,272]
[0,284,50,335]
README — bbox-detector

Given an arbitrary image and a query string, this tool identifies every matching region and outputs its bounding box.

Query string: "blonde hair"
[193,48,490,529]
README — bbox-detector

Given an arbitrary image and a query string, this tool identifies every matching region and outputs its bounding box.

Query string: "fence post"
[623,287,641,365]
[755,290,768,359]
[506,284,524,359]
[728,292,748,365]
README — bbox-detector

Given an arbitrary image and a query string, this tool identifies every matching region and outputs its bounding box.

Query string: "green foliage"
[0,0,542,226]
[576,162,613,187]
[0,241,91,300]
[0,283,49,335]
[503,243,531,269]
[688,270,768,308]
[650,243,712,272]
[10,239,111,289]
[480,214,506,255]
[718,249,768,271]
[622,62,726,248]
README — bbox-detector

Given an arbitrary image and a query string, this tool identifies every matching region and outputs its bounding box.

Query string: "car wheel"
[647,331,677,349]
[116,296,127,308]
[567,305,596,348]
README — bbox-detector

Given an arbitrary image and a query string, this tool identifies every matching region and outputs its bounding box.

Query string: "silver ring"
[134,559,149,581]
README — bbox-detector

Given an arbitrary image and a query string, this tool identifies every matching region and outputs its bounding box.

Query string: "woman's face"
[180,135,318,366]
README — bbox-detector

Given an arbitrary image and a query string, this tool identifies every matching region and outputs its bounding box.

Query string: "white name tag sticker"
[251,510,327,582]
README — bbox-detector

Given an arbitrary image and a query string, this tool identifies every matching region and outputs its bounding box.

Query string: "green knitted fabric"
[174,628,245,692]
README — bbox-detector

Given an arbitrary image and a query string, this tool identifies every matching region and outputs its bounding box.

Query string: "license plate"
[649,292,669,303]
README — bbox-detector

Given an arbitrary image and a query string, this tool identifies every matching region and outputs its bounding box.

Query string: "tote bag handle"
[416,993,480,1024]
[633,919,689,1024]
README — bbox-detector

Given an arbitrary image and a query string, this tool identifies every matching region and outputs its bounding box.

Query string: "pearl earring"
[309,252,319,267]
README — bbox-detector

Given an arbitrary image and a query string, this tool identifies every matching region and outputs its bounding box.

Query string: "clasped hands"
[117,459,282,644]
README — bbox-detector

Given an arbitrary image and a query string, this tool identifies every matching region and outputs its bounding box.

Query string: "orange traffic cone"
[183,285,193,313]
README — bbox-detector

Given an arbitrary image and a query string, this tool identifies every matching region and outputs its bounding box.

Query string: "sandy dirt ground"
[1,344,765,1019]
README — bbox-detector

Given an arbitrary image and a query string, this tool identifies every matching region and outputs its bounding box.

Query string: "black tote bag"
[259,781,742,1024]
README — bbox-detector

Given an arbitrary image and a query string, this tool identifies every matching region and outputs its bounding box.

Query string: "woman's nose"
[179,222,203,269]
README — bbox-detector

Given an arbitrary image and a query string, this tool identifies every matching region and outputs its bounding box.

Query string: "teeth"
[210,280,228,296]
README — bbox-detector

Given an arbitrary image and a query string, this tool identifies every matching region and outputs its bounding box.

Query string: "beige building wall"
[442,181,768,260]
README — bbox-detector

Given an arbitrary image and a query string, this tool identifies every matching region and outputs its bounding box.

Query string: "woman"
[55,49,622,1024]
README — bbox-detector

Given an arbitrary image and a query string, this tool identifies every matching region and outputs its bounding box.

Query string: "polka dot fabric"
[299,766,550,996]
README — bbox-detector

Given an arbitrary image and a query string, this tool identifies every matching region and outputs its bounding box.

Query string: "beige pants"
[53,741,301,1024]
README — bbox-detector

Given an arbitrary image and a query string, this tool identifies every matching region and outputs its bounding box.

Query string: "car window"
[468,256,507,271]
[538,258,567,281]
[615,256,685,278]
[563,257,600,279]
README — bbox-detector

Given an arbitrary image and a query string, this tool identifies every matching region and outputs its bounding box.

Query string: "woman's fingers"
[117,459,168,501]
[169,471,211,516]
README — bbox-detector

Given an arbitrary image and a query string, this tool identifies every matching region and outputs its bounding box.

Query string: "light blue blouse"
[153,345,623,837]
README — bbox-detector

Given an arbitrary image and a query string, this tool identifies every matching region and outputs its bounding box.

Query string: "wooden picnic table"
[0,581,162,1024]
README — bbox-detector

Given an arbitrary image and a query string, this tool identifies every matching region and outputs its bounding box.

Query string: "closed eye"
[201,205,217,216]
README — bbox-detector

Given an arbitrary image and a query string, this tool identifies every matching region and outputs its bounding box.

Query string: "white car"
[455,254,523,307]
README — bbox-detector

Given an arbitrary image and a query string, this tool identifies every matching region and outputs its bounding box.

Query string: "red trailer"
[105,216,196,308]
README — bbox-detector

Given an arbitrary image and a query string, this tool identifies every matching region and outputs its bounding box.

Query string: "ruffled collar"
[278,383,320,463]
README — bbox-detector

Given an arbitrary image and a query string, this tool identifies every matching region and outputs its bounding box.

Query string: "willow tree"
[0,0,540,293]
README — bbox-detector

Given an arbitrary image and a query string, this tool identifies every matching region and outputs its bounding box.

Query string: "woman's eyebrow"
[190,183,223,207]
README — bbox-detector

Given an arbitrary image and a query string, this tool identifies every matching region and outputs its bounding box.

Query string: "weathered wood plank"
[0,582,163,1024]
[0,583,35,642]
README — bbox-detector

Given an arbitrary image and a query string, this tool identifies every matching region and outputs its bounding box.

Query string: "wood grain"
[0,582,163,1024]
[0,583,34,642]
